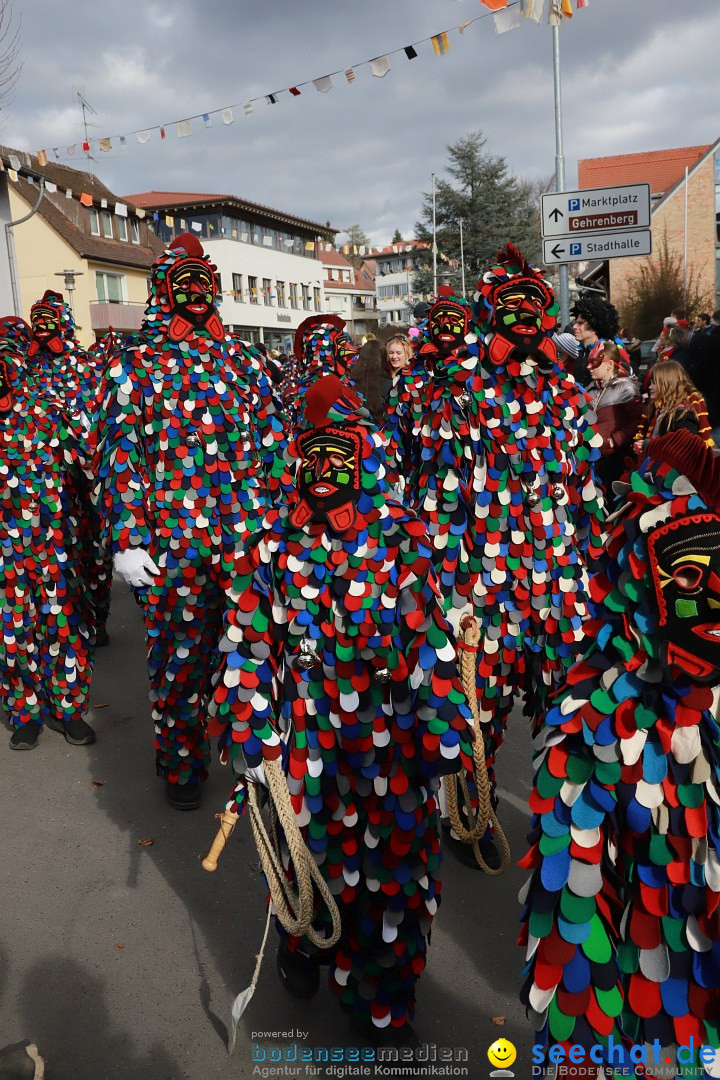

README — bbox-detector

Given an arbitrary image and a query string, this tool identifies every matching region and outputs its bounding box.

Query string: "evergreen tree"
[414,132,542,300]
[340,224,371,252]
[392,228,403,243]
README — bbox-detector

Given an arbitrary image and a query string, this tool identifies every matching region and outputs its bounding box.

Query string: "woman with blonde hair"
[634,360,713,451]
[385,334,413,375]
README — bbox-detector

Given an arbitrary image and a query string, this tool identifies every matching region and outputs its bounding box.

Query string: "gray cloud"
[4,0,718,244]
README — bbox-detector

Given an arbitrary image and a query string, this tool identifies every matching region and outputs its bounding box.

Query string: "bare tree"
[0,1,21,114]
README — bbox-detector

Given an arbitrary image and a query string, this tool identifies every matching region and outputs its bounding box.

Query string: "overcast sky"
[4,0,718,245]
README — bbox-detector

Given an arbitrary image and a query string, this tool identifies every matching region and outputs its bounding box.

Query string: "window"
[302,286,312,311]
[101,211,113,239]
[131,219,140,244]
[232,273,243,300]
[263,278,272,305]
[248,275,258,304]
[276,281,286,307]
[289,283,299,309]
[89,208,100,236]
[96,271,125,303]
[314,287,322,313]
[116,216,128,242]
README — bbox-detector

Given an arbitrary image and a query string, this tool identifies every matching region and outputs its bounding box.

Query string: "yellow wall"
[8,187,150,347]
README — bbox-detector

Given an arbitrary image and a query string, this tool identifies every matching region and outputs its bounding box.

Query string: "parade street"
[1,582,536,1080]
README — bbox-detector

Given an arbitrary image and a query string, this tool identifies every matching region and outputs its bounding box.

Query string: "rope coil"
[446,616,511,875]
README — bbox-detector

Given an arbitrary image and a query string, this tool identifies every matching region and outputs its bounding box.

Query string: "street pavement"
[0,583,538,1080]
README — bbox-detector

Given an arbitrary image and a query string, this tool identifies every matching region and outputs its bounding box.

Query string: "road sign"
[543,230,652,265]
[541,183,651,238]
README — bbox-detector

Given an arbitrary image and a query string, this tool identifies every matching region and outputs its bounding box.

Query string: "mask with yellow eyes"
[490,279,550,355]
[429,300,468,356]
[167,260,217,328]
[291,425,362,531]
[648,512,720,682]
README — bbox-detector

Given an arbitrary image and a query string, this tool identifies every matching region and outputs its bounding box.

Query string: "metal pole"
[432,173,437,296]
[459,217,466,297]
[683,165,689,309]
[552,25,569,327]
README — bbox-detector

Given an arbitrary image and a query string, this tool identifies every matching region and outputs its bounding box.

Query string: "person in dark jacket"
[571,297,620,387]
[585,340,642,499]
[686,309,720,433]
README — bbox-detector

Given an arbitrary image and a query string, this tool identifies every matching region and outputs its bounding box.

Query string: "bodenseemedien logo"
[488,1038,516,1077]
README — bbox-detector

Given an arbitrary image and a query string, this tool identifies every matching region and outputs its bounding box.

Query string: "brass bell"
[525,488,541,507]
[186,433,202,448]
[457,391,471,408]
[374,667,392,684]
[28,500,39,513]
[295,637,321,671]
[550,483,565,501]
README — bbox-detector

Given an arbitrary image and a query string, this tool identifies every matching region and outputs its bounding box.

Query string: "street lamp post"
[431,172,437,296]
[552,25,569,327]
[55,268,83,321]
[458,218,466,298]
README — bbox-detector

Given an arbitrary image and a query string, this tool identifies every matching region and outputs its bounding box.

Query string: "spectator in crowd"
[571,297,620,386]
[552,331,578,370]
[634,360,712,453]
[687,308,720,438]
[691,312,712,341]
[585,340,643,498]
[350,337,390,425]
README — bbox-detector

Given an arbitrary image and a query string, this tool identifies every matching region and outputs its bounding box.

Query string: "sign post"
[541,183,652,276]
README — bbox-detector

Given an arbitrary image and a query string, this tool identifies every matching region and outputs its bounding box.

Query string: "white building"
[126,190,337,353]
[366,240,432,325]
[320,246,378,340]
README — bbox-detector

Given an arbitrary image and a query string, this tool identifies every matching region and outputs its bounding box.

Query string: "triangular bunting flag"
[370,55,390,77]
[313,76,332,93]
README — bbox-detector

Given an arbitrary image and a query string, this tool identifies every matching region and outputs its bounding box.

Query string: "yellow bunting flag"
[431,32,450,55]
[165,214,175,227]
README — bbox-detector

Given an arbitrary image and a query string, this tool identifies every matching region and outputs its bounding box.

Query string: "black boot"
[276,942,320,999]
[445,831,501,872]
[166,779,201,810]
[46,716,96,746]
[95,625,110,647]
[9,723,42,751]
[0,1041,44,1079]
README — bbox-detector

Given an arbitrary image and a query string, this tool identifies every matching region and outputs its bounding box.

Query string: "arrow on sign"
[549,208,564,222]
[550,244,566,259]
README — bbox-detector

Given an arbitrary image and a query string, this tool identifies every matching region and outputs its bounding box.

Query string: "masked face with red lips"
[296,426,361,526]
[0,356,11,411]
[429,301,468,356]
[649,512,720,682]
[491,279,550,354]
[30,304,64,354]
[168,260,216,327]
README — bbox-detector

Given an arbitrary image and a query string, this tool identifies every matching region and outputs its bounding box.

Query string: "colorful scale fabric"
[94,242,287,784]
[209,418,476,1029]
[387,325,604,789]
[519,457,720,1078]
[280,320,356,431]
[0,324,93,729]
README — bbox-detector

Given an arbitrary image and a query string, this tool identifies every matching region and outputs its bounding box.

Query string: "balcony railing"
[90,300,145,332]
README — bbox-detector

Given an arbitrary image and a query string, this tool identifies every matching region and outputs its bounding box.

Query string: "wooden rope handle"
[201,809,240,872]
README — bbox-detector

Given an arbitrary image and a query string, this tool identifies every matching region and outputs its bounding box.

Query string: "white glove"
[113,547,161,588]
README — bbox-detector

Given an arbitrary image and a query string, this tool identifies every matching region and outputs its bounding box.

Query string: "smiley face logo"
[488,1039,517,1072]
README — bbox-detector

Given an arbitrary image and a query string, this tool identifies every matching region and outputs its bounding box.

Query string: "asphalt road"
[0,582,538,1080]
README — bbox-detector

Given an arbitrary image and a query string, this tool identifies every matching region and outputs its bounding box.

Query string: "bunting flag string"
[31,0,586,165]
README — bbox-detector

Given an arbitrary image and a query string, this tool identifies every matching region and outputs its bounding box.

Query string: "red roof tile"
[578,144,712,197]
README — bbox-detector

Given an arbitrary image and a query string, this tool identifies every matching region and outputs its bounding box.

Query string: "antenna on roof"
[73,86,98,164]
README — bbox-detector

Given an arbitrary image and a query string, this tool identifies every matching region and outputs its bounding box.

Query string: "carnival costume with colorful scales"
[520,431,720,1079]
[95,233,285,801]
[209,376,476,1030]
[0,317,95,747]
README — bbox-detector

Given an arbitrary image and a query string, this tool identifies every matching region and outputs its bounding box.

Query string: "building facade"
[576,141,720,311]
[320,246,378,340]
[2,146,161,347]
[366,241,432,325]
[126,191,337,352]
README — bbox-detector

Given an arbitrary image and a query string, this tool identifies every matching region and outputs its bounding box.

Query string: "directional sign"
[541,183,651,238]
[543,230,653,265]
